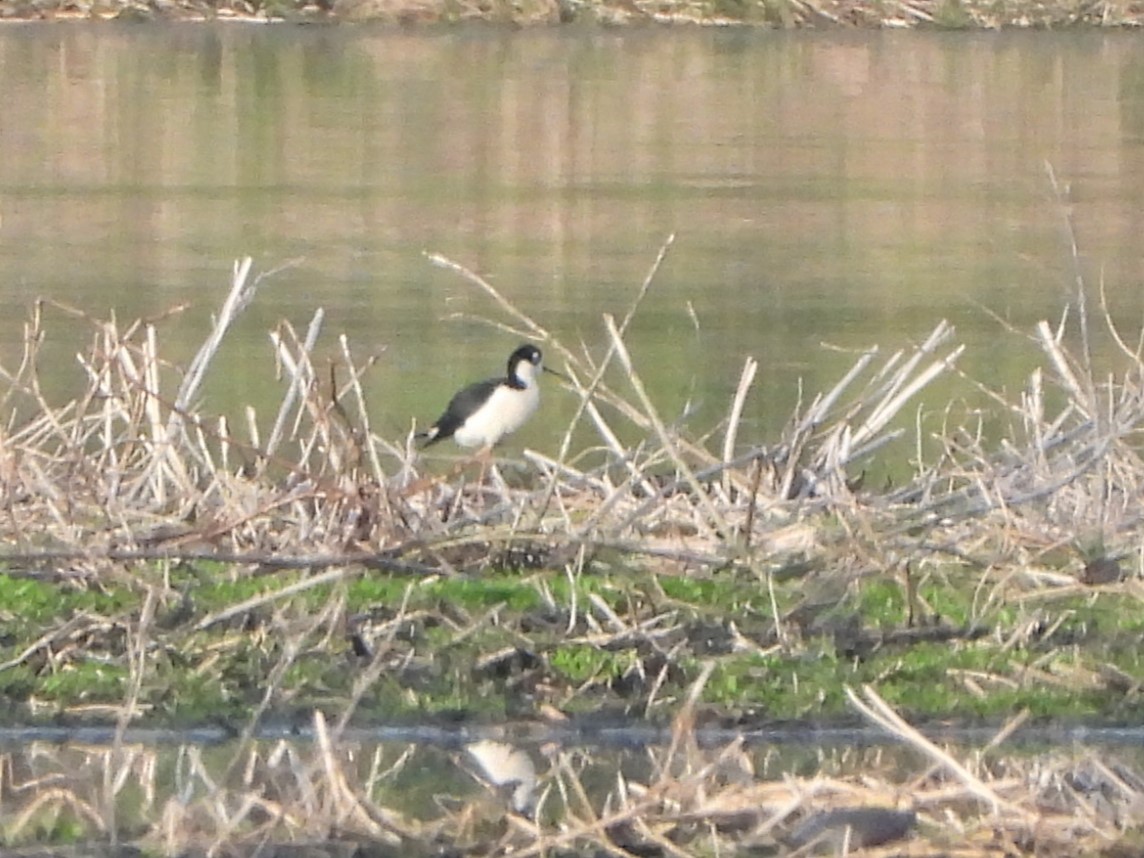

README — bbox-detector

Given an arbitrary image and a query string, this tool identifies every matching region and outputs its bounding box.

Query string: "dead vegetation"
[0,242,972,578]
[0,233,1138,598]
[7,0,1144,28]
[3,214,1144,852]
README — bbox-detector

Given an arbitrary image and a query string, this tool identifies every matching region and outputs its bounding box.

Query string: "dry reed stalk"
[313,710,406,844]
[543,235,675,504]
[845,685,1031,819]
[265,308,324,460]
[8,786,107,839]
[603,314,732,539]
[722,356,758,495]
[336,333,389,485]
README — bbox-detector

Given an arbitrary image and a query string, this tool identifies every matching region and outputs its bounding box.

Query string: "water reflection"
[2,726,1141,853]
[2,27,1144,468]
[465,739,539,814]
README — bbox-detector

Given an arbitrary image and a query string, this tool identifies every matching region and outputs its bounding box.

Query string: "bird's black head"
[510,344,542,365]
[506,344,543,385]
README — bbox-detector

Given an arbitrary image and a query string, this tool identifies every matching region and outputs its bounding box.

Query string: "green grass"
[549,645,636,684]
[0,574,127,624]
[0,554,1142,729]
[38,660,130,703]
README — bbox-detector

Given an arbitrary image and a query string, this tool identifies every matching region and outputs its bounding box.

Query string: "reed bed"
[0,247,971,572]
[2,240,1144,854]
[0,245,1137,597]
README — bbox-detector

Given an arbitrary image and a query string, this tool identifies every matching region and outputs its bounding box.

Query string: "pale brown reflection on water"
[2,27,1144,470]
[1,733,1140,853]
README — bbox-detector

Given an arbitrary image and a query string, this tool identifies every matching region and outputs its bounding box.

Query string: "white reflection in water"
[465,739,540,815]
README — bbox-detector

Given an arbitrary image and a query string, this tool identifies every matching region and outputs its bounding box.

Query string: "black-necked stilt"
[417,343,561,452]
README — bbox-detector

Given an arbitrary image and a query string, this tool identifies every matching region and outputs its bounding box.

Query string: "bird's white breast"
[453,382,540,448]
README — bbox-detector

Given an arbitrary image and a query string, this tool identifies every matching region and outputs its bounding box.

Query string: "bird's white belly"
[454,383,540,448]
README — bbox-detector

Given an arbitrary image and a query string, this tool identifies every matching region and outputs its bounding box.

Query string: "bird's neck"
[510,364,539,390]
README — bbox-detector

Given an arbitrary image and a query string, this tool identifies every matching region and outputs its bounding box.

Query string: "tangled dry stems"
[3,229,1144,853]
[0,242,1139,591]
[3,683,1143,856]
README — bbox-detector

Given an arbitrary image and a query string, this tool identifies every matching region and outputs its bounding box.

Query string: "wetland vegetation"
[3,0,1143,28]
[3,227,1144,853]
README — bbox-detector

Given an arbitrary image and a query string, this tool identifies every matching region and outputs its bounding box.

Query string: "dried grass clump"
[0,224,1140,603]
[872,174,1144,605]
[0,243,967,582]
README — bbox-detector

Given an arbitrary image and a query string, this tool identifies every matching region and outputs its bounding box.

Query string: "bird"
[417,343,561,452]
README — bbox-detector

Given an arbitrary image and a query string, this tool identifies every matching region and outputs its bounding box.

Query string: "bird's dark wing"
[421,378,501,447]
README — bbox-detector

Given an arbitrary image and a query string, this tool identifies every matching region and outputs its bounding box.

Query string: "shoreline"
[2,0,1143,28]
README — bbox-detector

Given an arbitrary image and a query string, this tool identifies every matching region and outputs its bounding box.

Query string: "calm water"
[4,727,1142,839]
[2,25,1144,465]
